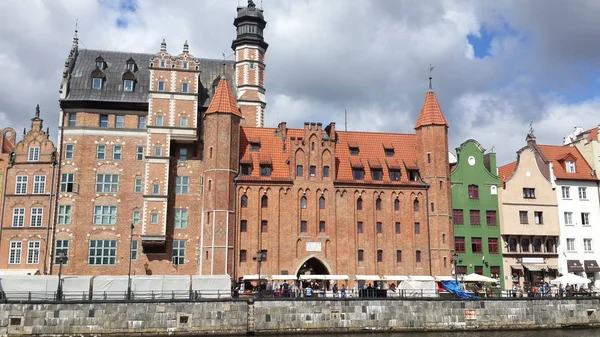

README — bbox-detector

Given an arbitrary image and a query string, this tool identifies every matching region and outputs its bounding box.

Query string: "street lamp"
[451,253,462,284]
[56,251,67,301]
[253,250,266,297]
[127,223,135,300]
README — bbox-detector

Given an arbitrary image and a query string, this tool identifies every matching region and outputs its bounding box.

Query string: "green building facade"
[450,140,504,288]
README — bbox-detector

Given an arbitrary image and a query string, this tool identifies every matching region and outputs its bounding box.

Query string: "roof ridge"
[80,48,234,63]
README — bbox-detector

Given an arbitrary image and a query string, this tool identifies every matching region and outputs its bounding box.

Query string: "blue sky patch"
[467,25,494,59]
[119,0,137,12]
[116,18,128,28]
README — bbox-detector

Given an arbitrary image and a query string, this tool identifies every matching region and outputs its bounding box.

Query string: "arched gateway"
[295,256,333,289]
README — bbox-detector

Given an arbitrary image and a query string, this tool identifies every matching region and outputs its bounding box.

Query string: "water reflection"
[266,328,599,337]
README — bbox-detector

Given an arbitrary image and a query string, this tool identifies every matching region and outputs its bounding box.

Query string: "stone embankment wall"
[2,298,600,335]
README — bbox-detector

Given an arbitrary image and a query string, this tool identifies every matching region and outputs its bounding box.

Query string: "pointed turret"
[414,82,448,129]
[205,77,241,117]
[160,38,167,52]
[183,40,189,54]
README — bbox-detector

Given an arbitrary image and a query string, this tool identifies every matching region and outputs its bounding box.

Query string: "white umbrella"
[550,273,591,285]
[461,273,498,283]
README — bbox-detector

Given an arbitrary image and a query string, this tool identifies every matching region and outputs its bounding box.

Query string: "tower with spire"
[414,75,453,276]
[232,0,269,127]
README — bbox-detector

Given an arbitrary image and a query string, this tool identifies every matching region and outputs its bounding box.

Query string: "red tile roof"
[537,145,598,181]
[498,162,517,183]
[205,77,241,116]
[586,127,598,142]
[238,127,422,185]
[414,91,448,129]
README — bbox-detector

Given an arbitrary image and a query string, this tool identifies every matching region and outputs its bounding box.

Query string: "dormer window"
[92,77,103,90]
[260,164,272,177]
[390,169,401,181]
[122,69,136,92]
[249,142,260,151]
[371,168,383,181]
[349,146,359,155]
[566,161,576,173]
[95,56,105,70]
[408,170,420,182]
[352,168,364,180]
[123,80,134,92]
[240,164,252,176]
[383,144,395,157]
[127,63,135,71]
[95,61,103,69]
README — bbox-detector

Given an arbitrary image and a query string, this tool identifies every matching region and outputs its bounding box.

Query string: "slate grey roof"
[64,49,235,108]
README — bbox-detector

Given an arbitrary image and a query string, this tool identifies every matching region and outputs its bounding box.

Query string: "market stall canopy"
[0,269,40,276]
[299,274,328,280]
[242,274,268,281]
[355,275,381,281]
[325,275,349,280]
[550,273,591,285]
[270,275,297,281]
[461,273,498,283]
[434,276,455,281]
[383,275,409,281]
[409,276,435,281]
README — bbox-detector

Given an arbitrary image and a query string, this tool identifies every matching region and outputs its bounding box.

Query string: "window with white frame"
[172,240,185,265]
[27,241,40,264]
[92,77,103,89]
[155,115,163,126]
[30,208,43,227]
[9,241,22,264]
[132,210,140,225]
[131,240,138,260]
[60,173,75,192]
[179,148,188,162]
[154,146,162,156]
[28,147,40,161]
[584,238,593,252]
[123,80,134,92]
[64,144,74,159]
[138,116,146,129]
[88,240,117,265]
[561,186,570,199]
[175,176,189,194]
[157,81,165,91]
[182,61,188,70]
[15,175,28,194]
[134,178,142,193]
[33,175,46,194]
[567,238,576,251]
[582,213,590,226]
[95,174,119,193]
[93,206,117,225]
[564,212,573,225]
[55,240,69,264]
[96,145,106,160]
[68,113,77,127]
[566,161,576,173]
[12,208,25,227]
[180,116,188,127]
[579,187,587,199]
[174,209,188,229]
[150,212,159,224]
[152,184,160,194]
[115,115,125,128]
[136,146,144,160]
[159,60,166,68]
[58,205,72,225]
[181,83,189,93]
[113,145,122,160]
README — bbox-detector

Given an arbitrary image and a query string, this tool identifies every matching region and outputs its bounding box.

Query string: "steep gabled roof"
[498,162,517,183]
[205,77,241,116]
[537,145,597,181]
[414,91,448,129]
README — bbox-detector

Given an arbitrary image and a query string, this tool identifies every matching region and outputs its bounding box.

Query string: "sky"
[1,0,600,167]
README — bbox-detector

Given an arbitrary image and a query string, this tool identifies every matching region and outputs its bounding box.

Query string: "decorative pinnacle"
[160,39,167,52]
[183,40,189,53]
[35,104,40,119]
[428,64,435,92]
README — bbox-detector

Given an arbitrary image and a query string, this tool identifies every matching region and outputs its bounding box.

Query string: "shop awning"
[523,264,546,271]
[584,260,600,273]
[546,265,558,270]
[567,260,585,273]
[355,275,381,281]
[434,276,455,281]
[242,274,268,281]
[299,274,328,280]
[510,265,523,270]
[0,269,40,276]
[383,275,409,281]
[325,275,349,280]
[409,275,435,281]
[270,275,296,281]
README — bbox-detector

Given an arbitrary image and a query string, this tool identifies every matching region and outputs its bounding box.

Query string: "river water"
[264,329,600,337]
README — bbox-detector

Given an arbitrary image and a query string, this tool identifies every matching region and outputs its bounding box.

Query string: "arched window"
[413,199,419,212]
[357,197,363,211]
[261,195,268,208]
[431,202,435,212]
[375,197,382,210]
[241,195,248,208]
[300,196,307,209]
[394,199,400,211]
[319,196,325,209]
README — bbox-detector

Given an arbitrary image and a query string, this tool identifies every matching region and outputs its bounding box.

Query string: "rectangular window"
[134,178,142,193]
[132,210,140,226]
[300,221,307,233]
[566,161,576,173]
[377,250,383,262]
[30,208,43,227]
[9,241,22,264]
[349,147,359,155]
[416,250,421,263]
[92,77,103,89]
[154,146,162,156]
[486,210,497,226]
[96,145,106,160]
[93,206,117,225]
[523,188,535,199]
[261,220,268,233]
[150,213,159,224]
[310,165,316,177]
[260,250,268,262]
[371,169,383,181]
[468,185,479,199]
[136,146,144,160]
[414,222,420,234]
[395,222,401,234]
[319,221,325,232]
[521,239,530,252]
[65,144,74,159]
[240,220,247,232]
[469,210,480,225]
[357,221,363,234]
[138,116,146,129]
[455,237,465,253]
[471,237,482,253]
[582,213,590,226]
[155,115,164,126]
[296,165,303,177]
[88,240,117,265]
[28,147,40,161]
[390,169,401,181]
[95,174,119,193]
[579,187,588,199]
[174,209,188,229]
[27,241,40,264]
[358,249,364,262]
[99,115,109,128]
[12,208,25,227]
[33,175,46,194]
[385,148,395,157]
[157,81,165,92]
[176,176,190,194]
[584,238,593,252]
[160,60,166,68]
[567,238,575,252]
[181,83,189,93]
[453,209,464,225]
[474,266,483,275]
[131,240,138,260]
[519,211,528,224]
[115,115,125,128]
[68,113,77,127]
[396,250,402,263]
[376,222,382,233]
[562,186,570,199]
[179,148,188,163]
[55,240,69,264]
[57,205,72,225]
[60,173,75,192]
[352,168,364,180]
[15,175,28,194]
[240,164,252,176]
[564,212,573,225]
[249,142,260,151]
[534,211,543,225]
[488,238,499,253]
[182,61,188,70]
[323,166,330,177]
[123,80,134,92]
[240,250,247,262]
[260,164,272,177]
[152,184,160,194]
[113,145,122,160]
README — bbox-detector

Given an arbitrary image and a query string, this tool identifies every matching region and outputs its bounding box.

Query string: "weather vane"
[529,121,534,134]
[429,64,435,90]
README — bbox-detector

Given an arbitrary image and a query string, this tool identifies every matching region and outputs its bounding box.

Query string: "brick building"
[1,1,454,281]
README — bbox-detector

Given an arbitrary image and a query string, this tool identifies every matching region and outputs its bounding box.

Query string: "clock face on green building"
[468,156,475,166]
